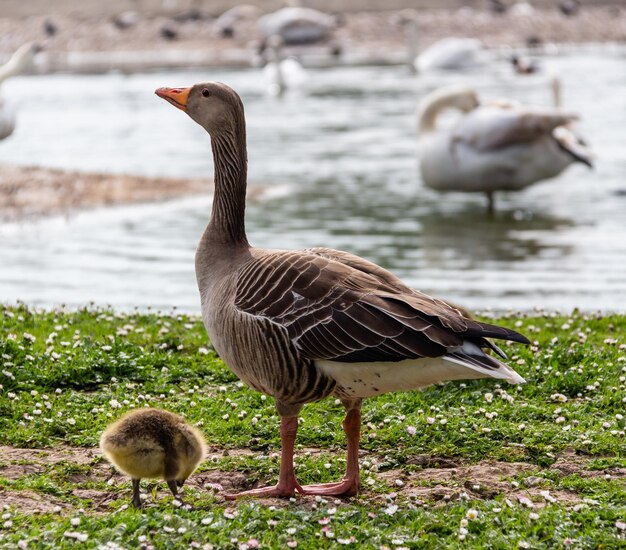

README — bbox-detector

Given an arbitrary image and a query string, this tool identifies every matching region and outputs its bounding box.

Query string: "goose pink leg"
[301,408,361,497]
[224,416,303,499]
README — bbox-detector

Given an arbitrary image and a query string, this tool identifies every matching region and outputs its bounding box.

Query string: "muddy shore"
[0,165,212,222]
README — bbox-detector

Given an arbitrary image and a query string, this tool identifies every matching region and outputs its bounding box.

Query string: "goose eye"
[202,89,210,98]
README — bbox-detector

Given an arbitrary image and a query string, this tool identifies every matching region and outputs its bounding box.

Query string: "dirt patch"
[1,446,623,513]
[0,490,71,513]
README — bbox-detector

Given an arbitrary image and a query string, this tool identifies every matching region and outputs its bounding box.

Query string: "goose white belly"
[316,357,486,398]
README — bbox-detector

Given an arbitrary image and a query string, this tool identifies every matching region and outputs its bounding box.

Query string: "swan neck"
[0,57,20,83]
[418,92,458,133]
[207,118,249,248]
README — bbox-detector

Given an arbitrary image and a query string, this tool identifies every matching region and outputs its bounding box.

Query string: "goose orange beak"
[155,86,191,111]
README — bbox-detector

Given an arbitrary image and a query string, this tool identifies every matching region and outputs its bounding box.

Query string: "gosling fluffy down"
[100,408,206,508]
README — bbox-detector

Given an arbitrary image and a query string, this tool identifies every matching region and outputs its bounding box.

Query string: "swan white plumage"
[257,6,337,45]
[396,13,488,72]
[0,43,39,140]
[417,85,593,211]
[416,37,487,72]
[262,35,307,96]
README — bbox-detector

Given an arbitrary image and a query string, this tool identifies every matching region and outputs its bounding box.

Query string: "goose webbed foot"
[224,479,304,500]
[301,476,359,497]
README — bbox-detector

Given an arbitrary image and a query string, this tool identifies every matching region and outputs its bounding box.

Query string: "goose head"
[156,82,244,136]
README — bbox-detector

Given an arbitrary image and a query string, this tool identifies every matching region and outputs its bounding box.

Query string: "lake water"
[1,51,625,312]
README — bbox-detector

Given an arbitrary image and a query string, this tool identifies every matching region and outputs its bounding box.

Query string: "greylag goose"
[417,85,593,212]
[156,82,529,498]
[262,35,307,96]
[100,408,206,508]
[0,43,40,141]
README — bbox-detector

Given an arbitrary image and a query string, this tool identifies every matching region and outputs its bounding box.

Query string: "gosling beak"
[155,86,191,112]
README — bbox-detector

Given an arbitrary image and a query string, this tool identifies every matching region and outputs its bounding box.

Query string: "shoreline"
[1,6,625,73]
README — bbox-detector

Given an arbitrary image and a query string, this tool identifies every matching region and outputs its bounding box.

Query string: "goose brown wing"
[234,250,528,363]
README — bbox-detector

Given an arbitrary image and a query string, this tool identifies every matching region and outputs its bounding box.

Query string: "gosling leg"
[131,478,142,509]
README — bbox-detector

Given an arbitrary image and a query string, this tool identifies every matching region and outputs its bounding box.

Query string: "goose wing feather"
[454,105,579,152]
[234,249,528,365]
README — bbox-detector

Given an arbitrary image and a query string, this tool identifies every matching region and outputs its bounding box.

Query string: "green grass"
[0,304,625,548]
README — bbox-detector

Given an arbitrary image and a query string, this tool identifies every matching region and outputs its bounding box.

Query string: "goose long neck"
[208,119,249,247]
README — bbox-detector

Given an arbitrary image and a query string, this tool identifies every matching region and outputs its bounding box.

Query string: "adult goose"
[417,85,593,212]
[156,82,529,498]
[0,43,40,140]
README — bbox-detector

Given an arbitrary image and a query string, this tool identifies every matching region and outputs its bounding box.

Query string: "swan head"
[448,87,480,112]
[156,81,244,136]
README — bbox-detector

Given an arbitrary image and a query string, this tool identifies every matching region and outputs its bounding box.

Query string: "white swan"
[416,37,487,72]
[398,14,487,72]
[0,43,39,140]
[417,85,593,211]
[257,6,338,45]
[262,35,307,96]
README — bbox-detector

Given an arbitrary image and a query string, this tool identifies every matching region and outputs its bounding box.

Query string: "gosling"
[100,408,206,508]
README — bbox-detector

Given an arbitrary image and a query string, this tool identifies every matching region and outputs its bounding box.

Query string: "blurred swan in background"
[396,12,488,72]
[262,35,307,96]
[417,85,593,212]
[257,5,339,45]
[0,43,40,140]
[416,37,487,72]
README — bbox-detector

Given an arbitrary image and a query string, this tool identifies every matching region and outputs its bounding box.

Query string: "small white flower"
[550,393,568,403]
[406,426,417,436]
[385,504,398,515]
[484,393,493,403]
[70,517,80,526]
[466,509,479,521]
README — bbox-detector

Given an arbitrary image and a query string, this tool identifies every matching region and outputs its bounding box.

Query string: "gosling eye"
[202,88,210,98]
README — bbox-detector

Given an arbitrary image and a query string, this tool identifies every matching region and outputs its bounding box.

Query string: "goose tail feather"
[445,341,526,384]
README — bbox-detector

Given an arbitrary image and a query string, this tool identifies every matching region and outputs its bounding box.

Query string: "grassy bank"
[0,304,624,548]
